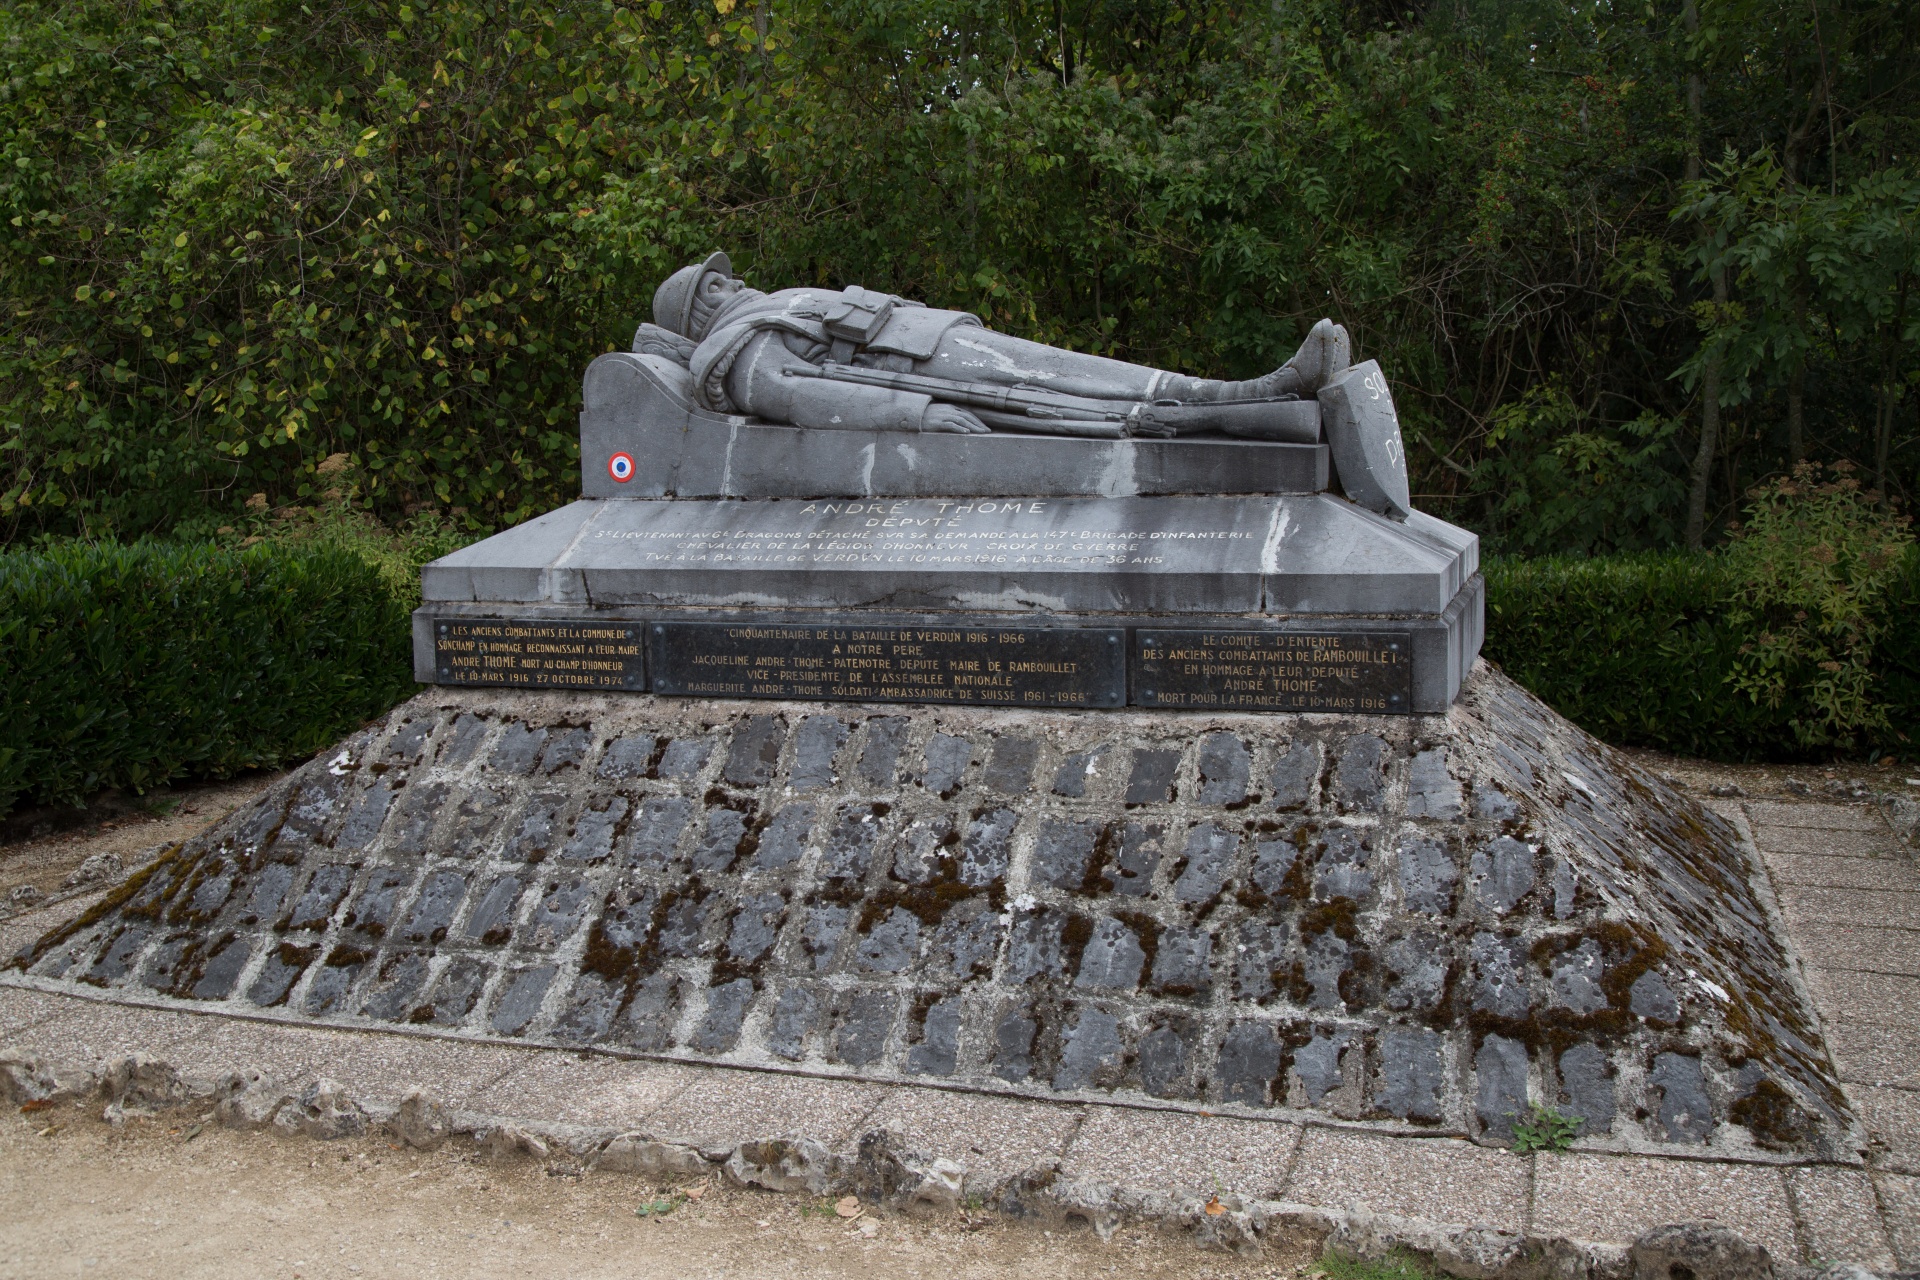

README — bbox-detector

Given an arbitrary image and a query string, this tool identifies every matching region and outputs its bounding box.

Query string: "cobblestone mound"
[10,665,1852,1158]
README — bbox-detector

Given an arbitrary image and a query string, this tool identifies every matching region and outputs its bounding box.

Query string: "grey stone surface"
[1398,836,1456,913]
[423,492,1478,620]
[1406,747,1462,819]
[1630,969,1681,1022]
[1469,835,1536,915]
[1557,1042,1616,1135]
[1649,1052,1714,1143]
[1475,1034,1530,1140]
[1075,918,1146,991]
[1550,938,1608,1014]
[1054,1007,1125,1090]
[7,667,1849,1159]
[789,716,848,792]
[1195,733,1251,806]
[1379,1027,1445,1121]
[1216,1021,1281,1106]
[1172,823,1235,902]
[1320,359,1412,518]
[981,737,1039,794]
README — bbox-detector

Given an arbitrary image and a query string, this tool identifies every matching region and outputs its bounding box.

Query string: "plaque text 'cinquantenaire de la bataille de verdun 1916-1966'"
[648,622,1126,708]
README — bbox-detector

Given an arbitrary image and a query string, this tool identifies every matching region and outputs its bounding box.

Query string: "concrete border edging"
[2,1044,1902,1280]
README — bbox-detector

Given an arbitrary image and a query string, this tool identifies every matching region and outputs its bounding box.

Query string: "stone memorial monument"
[10,256,1857,1166]
[415,250,1478,714]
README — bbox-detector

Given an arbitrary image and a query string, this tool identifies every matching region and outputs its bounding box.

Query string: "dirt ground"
[1613,746,1917,804]
[0,1102,1318,1280]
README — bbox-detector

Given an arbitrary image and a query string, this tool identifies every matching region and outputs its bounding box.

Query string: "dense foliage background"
[1,0,1914,552]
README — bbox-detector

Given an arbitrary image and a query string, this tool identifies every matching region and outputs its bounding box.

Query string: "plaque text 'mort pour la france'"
[1132,630,1410,712]
[435,619,645,690]
[650,622,1125,708]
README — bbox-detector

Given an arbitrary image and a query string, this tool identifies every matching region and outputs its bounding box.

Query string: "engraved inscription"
[651,623,1124,708]
[1134,630,1410,713]
[435,619,645,690]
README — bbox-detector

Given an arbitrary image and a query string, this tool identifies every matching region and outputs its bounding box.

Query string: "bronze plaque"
[434,618,645,690]
[1133,630,1411,713]
[650,622,1125,708]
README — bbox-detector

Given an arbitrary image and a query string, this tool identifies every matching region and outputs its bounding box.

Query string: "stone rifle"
[781,361,1320,442]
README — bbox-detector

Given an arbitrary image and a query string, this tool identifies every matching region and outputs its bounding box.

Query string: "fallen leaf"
[1204,1196,1226,1216]
[182,1123,204,1142]
[834,1195,862,1219]
[19,1099,53,1114]
[683,1184,706,1201]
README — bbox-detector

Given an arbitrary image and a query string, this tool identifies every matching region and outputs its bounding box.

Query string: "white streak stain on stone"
[951,586,1070,611]
[1094,442,1139,497]
[859,442,876,497]
[1259,503,1293,576]
[720,422,739,497]
[947,335,1060,382]
[894,442,919,472]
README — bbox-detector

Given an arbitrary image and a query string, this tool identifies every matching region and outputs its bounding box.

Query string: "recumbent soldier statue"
[640,251,1351,441]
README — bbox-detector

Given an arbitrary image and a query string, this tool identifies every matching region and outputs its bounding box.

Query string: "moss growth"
[1730,1078,1813,1150]
[1300,898,1360,942]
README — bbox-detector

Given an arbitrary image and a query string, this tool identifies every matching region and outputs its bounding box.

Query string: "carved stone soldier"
[642,251,1351,438]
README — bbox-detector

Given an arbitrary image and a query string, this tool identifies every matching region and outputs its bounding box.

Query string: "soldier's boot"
[1154,318,1351,403]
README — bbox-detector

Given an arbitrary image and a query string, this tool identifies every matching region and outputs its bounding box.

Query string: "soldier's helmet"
[652,251,735,340]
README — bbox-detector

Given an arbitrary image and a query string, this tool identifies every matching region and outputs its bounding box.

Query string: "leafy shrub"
[0,538,414,816]
[1483,553,1788,759]
[1485,542,1920,762]
[1721,462,1913,751]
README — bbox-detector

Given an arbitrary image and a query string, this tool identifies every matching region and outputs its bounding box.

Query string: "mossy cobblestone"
[9,665,1851,1158]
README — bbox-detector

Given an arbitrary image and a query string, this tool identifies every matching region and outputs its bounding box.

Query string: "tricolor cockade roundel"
[608,452,635,483]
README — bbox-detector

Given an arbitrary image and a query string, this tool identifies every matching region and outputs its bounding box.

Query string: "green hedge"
[0,540,414,816]
[1484,551,1920,761]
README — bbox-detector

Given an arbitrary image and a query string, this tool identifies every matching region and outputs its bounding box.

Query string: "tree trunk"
[1685,263,1728,550]
[1681,0,1718,550]
[1787,359,1806,466]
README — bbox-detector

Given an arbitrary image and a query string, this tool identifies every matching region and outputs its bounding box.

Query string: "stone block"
[1532,1153,1795,1258]
[1475,1034,1530,1140]
[1319,360,1412,518]
[1075,918,1146,992]
[1172,823,1236,903]
[1064,1105,1297,1202]
[1054,1007,1126,1091]
[724,714,785,786]
[789,715,849,792]
[1787,1165,1896,1271]
[1195,733,1251,806]
[981,737,1039,794]
[1216,1022,1282,1106]
[1376,1027,1444,1122]
[1285,1127,1526,1230]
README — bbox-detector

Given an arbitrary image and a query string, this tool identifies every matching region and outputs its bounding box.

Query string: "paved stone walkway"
[3,793,1916,1275]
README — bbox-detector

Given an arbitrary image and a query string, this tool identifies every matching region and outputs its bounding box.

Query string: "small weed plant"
[1509,1104,1584,1154]
[1312,1247,1436,1279]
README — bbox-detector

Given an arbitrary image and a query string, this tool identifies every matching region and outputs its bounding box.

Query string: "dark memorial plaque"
[1133,630,1412,713]
[650,622,1124,708]
[434,618,645,690]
